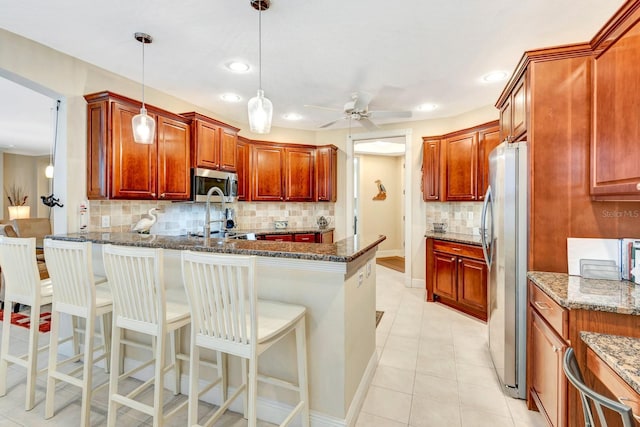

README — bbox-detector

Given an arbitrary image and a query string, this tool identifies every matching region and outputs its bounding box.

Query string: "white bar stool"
[0,236,53,410]
[102,244,190,427]
[43,238,113,426]
[181,251,310,427]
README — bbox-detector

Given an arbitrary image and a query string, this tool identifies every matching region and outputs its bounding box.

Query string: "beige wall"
[0,28,500,286]
[2,153,50,219]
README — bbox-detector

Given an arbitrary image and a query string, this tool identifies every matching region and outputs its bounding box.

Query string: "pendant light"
[132,32,156,144]
[45,100,60,179]
[247,0,273,134]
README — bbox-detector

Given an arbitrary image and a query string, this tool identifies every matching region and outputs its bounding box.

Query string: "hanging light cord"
[52,99,60,172]
[258,2,263,91]
[141,38,146,108]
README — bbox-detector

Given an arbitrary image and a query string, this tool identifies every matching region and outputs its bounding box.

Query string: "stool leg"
[170,328,180,395]
[247,357,257,427]
[188,336,200,427]
[241,357,248,419]
[219,352,228,402]
[0,300,12,397]
[107,324,122,427]
[100,312,112,374]
[25,307,41,410]
[45,309,61,419]
[153,333,166,426]
[296,318,310,427]
[71,315,80,357]
[80,314,96,427]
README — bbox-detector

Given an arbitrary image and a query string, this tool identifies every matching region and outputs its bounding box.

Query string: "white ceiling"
[0,0,625,155]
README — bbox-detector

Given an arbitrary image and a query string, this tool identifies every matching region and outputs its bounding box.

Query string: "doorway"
[346,128,412,286]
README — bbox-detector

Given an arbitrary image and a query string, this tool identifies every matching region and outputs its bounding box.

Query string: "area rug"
[0,310,52,333]
[375,311,384,328]
[376,256,405,273]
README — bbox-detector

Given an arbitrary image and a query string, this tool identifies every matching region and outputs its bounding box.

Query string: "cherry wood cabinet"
[236,137,250,201]
[591,14,640,201]
[316,145,338,202]
[444,132,478,201]
[85,91,191,200]
[293,233,315,242]
[264,234,293,242]
[285,146,315,202]
[182,112,239,172]
[426,238,487,321]
[318,230,334,243]
[251,144,285,201]
[499,73,527,143]
[421,138,440,201]
[259,231,333,243]
[477,124,501,200]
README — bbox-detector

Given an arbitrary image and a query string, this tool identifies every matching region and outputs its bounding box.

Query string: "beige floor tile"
[379,347,418,371]
[454,346,494,368]
[372,365,416,394]
[409,398,461,427]
[506,397,547,427]
[356,411,408,427]
[384,335,420,354]
[460,407,515,427]
[412,372,458,404]
[361,385,412,424]
[458,383,511,417]
[415,355,457,381]
[455,363,501,388]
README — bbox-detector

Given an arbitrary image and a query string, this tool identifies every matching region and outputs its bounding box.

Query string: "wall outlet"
[366,261,372,278]
[358,271,364,287]
[101,215,110,228]
[468,211,474,220]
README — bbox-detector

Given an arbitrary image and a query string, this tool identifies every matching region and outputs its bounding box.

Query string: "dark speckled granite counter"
[581,332,640,395]
[424,231,482,246]
[528,271,640,315]
[47,232,383,263]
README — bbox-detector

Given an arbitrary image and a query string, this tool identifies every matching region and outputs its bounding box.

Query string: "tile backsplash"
[425,202,483,235]
[87,200,335,235]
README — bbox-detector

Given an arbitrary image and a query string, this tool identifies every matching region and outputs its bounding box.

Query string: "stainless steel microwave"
[191,168,238,203]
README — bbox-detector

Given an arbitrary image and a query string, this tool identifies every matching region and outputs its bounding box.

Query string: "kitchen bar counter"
[527,271,640,315]
[424,230,482,246]
[581,332,640,395]
[47,231,381,263]
[232,226,335,236]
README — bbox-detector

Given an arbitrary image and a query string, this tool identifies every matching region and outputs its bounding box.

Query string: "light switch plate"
[101,215,110,228]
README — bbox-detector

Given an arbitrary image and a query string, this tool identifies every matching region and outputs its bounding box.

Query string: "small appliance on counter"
[317,216,332,229]
[432,222,447,233]
[274,220,288,229]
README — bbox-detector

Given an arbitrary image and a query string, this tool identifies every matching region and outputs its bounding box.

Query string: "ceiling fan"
[305,92,412,131]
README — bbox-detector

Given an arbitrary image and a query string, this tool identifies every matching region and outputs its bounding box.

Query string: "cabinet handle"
[151,193,156,197]
[458,259,462,263]
[534,301,551,311]
[160,193,166,199]
[636,182,640,191]
[451,248,461,251]
[552,346,560,353]
[451,257,455,261]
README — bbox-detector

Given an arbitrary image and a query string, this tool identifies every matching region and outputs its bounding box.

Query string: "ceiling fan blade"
[358,118,379,131]
[319,119,340,129]
[369,110,413,119]
[304,104,342,112]
[352,92,372,111]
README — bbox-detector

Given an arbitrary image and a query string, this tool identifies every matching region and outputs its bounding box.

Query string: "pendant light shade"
[247,0,272,134]
[132,32,156,144]
[45,164,54,178]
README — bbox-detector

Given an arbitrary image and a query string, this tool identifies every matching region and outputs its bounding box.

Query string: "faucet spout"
[204,186,226,245]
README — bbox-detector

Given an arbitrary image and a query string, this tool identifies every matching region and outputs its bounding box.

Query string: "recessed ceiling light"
[482,71,509,83]
[227,61,250,73]
[417,103,438,112]
[221,93,242,102]
[283,113,302,121]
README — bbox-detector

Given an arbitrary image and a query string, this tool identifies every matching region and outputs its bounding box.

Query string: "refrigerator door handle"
[481,185,493,269]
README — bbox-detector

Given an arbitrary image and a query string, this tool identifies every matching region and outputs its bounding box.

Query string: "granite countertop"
[424,231,482,246]
[46,232,384,263]
[528,271,640,315]
[581,332,640,395]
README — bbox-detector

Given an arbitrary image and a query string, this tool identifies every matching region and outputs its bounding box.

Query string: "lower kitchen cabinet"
[264,234,293,242]
[258,230,333,243]
[426,238,488,321]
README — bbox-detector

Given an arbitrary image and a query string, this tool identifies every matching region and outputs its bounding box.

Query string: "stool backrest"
[181,251,256,356]
[43,239,96,317]
[0,236,42,305]
[102,244,165,334]
[563,347,635,427]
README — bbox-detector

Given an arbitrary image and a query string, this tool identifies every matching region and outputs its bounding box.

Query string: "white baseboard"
[411,278,425,289]
[121,350,379,427]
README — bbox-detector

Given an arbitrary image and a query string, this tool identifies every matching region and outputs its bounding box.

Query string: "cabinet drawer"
[264,234,293,242]
[433,240,484,260]
[294,233,316,242]
[529,283,569,340]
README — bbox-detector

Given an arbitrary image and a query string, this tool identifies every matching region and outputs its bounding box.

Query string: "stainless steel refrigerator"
[481,141,528,399]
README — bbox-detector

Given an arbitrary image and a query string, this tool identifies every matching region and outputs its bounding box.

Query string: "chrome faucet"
[203,186,226,245]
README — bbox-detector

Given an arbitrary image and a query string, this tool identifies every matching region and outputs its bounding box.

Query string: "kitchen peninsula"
[47,232,385,426]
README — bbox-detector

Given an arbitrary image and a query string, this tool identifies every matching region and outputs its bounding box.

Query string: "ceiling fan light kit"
[247,0,273,134]
[132,32,156,144]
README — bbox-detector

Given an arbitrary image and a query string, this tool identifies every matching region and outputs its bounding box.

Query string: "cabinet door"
[530,309,567,427]
[219,128,238,172]
[422,139,440,201]
[316,145,337,202]
[318,231,333,243]
[477,125,501,200]
[285,147,315,201]
[511,75,527,142]
[87,100,108,199]
[157,116,190,200]
[591,22,640,200]
[193,120,220,169]
[457,257,487,318]
[433,252,457,300]
[444,132,478,201]
[111,102,157,199]
[499,97,512,143]
[264,234,293,242]
[236,139,250,201]
[294,233,315,242]
[252,145,285,201]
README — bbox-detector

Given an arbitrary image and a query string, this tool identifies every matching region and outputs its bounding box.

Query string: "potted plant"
[5,184,30,219]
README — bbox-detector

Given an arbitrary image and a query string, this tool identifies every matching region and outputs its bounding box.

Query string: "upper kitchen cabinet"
[315,145,338,202]
[477,123,501,200]
[421,138,441,201]
[498,73,527,143]
[590,6,640,201]
[182,112,239,172]
[444,131,478,201]
[85,91,191,200]
[236,137,250,201]
[285,146,315,202]
[251,142,285,201]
